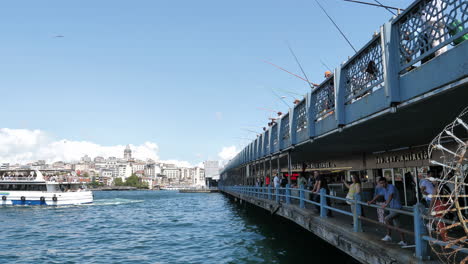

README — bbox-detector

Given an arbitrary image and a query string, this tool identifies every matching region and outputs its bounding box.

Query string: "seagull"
[54,35,65,38]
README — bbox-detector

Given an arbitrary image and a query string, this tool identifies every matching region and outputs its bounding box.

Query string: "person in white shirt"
[273,173,280,188]
[420,171,436,207]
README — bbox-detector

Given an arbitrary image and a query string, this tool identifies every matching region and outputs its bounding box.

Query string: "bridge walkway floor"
[225,191,442,264]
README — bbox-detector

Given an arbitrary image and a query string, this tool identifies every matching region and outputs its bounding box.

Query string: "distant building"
[145,163,161,177]
[162,166,180,182]
[94,156,105,163]
[203,160,219,180]
[118,164,132,179]
[52,161,65,169]
[0,163,9,170]
[132,162,145,174]
[124,145,132,160]
[81,155,92,163]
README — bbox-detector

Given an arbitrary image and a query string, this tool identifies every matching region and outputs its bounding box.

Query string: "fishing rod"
[320,59,332,72]
[257,107,284,117]
[270,88,291,108]
[313,0,357,53]
[262,60,315,85]
[286,42,315,89]
[343,0,401,15]
[273,87,302,97]
[233,137,255,141]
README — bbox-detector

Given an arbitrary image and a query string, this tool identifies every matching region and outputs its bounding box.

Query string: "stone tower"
[124,145,132,160]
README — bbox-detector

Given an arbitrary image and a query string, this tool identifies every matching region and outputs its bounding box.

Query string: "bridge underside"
[290,79,468,163]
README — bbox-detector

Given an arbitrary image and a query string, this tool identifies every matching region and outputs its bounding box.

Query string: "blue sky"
[0,0,411,164]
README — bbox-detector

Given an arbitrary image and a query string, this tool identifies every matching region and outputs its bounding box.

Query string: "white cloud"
[218,145,239,162]
[0,128,162,164]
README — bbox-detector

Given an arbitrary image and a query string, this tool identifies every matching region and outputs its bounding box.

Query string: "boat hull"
[0,191,93,206]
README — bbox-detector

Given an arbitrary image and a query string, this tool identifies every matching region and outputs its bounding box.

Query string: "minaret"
[124,145,132,160]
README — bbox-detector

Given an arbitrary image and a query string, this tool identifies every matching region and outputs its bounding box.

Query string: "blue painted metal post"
[353,193,362,232]
[290,105,298,145]
[299,185,305,208]
[335,65,346,126]
[413,203,429,259]
[286,184,291,204]
[307,92,316,139]
[382,22,401,105]
[275,186,279,203]
[320,188,327,218]
[268,186,272,200]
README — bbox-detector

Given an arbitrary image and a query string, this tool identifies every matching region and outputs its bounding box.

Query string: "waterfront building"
[203,160,220,180]
[144,163,161,177]
[132,162,145,174]
[118,164,132,179]
[193,167,205,187]
[162,166,181,183]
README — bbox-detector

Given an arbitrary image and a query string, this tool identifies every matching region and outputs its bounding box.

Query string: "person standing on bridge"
[312,171,333,217]
[368,177,406,246]
[343,174,361,216]
[273,173,280,188]
[297,174,307,189]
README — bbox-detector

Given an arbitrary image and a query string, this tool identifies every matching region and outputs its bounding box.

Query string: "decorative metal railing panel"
[396,0,467,71]
[294,100,308,142]
[343,36,384,103]
[264,131,270,154]
[314,78,335,120]
[271,124,278,152]
[281,114,291,147]
[258,135,263,157]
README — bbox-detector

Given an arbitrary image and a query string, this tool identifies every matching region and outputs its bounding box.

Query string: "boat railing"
[0,176,38,181]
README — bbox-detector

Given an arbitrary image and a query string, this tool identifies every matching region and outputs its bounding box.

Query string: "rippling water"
[0,191,355,263]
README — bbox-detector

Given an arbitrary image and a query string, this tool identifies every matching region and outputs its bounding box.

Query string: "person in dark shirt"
[312,171,332,217]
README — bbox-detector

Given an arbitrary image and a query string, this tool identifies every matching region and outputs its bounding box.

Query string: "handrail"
[220,184,462,260]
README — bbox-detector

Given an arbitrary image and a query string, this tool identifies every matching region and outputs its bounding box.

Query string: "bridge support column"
[353,193,362,232]
[299,185,305,209]
[413,203,429,260]
[286,184,291,204]
[320,188,327,218]
[275,186,280,203]
[268,185,272,200]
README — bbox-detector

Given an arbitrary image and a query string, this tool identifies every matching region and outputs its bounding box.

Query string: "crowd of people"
[251,167,453,247]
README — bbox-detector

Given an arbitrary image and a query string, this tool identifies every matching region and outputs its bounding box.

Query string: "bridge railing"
[394,0,468,73]
[279,113,291,149]
[219,184,468,260]
[342,34,384,105]
[313,77,335,121]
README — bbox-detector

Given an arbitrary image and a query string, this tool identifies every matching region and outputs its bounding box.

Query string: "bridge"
[220,0,467,263]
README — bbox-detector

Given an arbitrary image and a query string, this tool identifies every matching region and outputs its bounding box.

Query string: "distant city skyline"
[0,0,411,166]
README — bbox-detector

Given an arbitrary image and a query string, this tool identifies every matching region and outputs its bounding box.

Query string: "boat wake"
[89,198,144,206]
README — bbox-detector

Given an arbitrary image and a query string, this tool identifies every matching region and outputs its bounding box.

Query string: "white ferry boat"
[0,170,93,206]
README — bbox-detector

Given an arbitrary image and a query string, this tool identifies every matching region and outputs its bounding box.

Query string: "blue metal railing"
[280,113,291,149]
[342,34,384,104]
[219,184,468,260]
[313,78,335,121]
[294,100,308,143]
[395,0,467,72]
